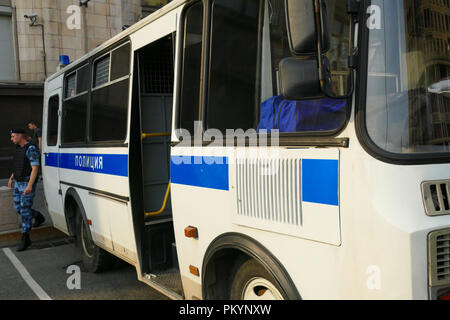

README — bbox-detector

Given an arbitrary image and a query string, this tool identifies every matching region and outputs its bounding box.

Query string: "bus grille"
[422,180,450,216]
[429,229,450,286]
[236,158,302,226]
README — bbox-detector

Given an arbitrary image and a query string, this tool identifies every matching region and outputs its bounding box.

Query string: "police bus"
[42,0,450,300]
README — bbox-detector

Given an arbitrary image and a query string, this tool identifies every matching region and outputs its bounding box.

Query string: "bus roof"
[45,0,187,84]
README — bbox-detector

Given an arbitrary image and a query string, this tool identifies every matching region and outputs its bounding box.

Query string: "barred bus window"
[47,95,59,146]
[178,1,203,135]
[94,55,110,88]
[111,42,131,81]
[139,36,174,94]
[90,42,131,143]
[65,73,76,99]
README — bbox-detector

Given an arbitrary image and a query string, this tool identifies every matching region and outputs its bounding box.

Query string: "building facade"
[0,0,169,179]
[0,0,170,82]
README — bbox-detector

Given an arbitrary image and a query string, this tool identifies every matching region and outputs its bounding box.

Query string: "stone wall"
[12,0,142,81]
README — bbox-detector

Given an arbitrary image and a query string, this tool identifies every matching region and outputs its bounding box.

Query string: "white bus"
[41,0,450,300]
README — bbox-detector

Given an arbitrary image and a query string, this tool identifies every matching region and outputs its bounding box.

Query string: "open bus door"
[42,88,66,232]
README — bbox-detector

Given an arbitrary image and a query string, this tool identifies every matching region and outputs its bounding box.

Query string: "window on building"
[0,7,15,81]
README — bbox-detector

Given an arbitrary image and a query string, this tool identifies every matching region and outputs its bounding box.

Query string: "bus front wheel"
[229,258,285,300]
[76,211,115,273]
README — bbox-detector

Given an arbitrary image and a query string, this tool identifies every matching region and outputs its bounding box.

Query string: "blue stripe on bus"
[44,152,59,167]
[44,153,128,177]
[302,159,339,206]
[170,156,229,191]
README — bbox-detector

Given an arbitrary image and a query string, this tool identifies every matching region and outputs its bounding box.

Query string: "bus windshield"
[366,0,450,154]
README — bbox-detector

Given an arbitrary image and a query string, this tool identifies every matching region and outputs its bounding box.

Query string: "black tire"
[229,257,286,300]
[76,210,116,273]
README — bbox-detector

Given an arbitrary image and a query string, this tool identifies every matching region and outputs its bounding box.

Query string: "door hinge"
[58,189,62,195]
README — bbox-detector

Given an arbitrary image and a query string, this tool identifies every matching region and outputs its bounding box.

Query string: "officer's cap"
[10,128,27,134]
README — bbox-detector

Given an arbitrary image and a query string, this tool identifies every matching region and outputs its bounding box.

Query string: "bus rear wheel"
[229,258,285,300]
[76,211,115,273]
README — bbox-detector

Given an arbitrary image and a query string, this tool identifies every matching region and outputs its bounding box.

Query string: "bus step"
[143,268,183,300]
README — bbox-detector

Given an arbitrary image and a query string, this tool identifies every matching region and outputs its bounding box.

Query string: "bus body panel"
[40,0,450,300]
[171,104,450,299]
[57,147,137,263]
[130,6,180,52]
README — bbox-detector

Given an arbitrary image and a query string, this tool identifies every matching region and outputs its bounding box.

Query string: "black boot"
[16,233,32,252]
[32,211,45,228]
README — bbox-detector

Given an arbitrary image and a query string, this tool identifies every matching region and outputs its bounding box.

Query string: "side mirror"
[279,57,324,101]
[285,0,330,55]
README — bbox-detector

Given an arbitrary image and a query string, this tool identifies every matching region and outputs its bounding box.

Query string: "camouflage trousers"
[13,181,39,234]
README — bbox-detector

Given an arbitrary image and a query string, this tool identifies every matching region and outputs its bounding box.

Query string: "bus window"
[47,95,59,146]
[65,73,76,99]
[206,0,260,133]
[91,42,131,142]
[366,0,450,154]
[91,80,129,141]
[139,36,174,95]
[204,0,350,134]
[76,64,89,94]
[94,54,110,88]
[178,1,203,136]
[111,42,131,81]
[62,65,89,144]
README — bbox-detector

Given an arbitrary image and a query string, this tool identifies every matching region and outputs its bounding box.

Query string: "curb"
[0,225,67,248]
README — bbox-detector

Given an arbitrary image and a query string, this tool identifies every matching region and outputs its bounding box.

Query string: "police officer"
[8,129,45,252]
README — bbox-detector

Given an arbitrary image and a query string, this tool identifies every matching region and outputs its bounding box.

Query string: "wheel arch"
[63,187,88,237]
[201,232,301,300]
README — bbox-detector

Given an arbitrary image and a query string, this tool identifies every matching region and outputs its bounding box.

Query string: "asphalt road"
[0,238,169,300]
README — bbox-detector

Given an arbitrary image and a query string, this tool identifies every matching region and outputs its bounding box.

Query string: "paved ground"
[0,179,170,300]
[0,179,52,234]
[0,238,169,300]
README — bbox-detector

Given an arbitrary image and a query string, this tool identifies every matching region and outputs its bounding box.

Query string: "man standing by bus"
[27,120,42,151]
[8,129,45,252]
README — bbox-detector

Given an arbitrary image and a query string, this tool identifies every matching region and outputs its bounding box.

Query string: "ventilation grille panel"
[236,158,302,226]
[422,180,450,216]
[429,229,450,286]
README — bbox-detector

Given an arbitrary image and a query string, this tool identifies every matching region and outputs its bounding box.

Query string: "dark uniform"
[12,142,43,235]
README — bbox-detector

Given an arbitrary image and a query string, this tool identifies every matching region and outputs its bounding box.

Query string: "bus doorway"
[130,34,182,298]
